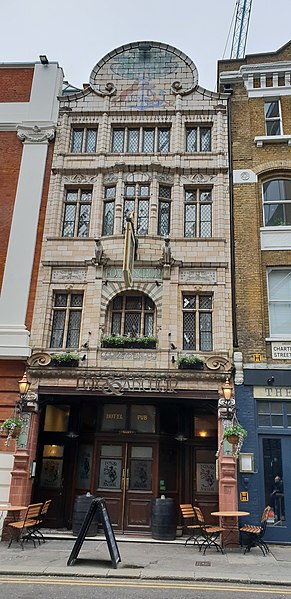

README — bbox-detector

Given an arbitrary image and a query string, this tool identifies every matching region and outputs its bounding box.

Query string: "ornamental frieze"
[179,269,216,283]
[63,174,98,184]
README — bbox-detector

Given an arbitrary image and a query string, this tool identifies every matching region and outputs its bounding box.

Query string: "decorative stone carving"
[157,174,174,184]
[93,82,117,97]
[171,80,197,95]
[233,351,244,385]
[52,269,87,282]
[63,174,98,184]
[181,174,217,185]
[103,266,162,280]
[17,124,55,144]
[104,173,118,184]
[159,237,174,266]
[89,238,108,266]
[27,352,52,367]
[179,269,216,283]
[124,172,152,183]
[101,351,156,361]
[205,355,232,372]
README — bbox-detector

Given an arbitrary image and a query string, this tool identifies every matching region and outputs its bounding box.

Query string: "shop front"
[31,389,219,533]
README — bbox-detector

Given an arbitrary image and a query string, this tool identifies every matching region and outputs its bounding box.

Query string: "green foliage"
[222,422,247,440]
[1,417,22,430]
[51,352,79,365]
[102,335,157,348]
[177,355,204,368]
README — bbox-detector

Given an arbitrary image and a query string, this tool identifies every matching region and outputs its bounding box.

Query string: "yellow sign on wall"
[240,491,249,502]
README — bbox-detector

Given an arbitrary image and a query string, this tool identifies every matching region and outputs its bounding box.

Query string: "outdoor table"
[211,510,250,547]
[0,505,27,524]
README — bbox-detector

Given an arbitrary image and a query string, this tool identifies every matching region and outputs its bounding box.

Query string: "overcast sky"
[1,0,291,91]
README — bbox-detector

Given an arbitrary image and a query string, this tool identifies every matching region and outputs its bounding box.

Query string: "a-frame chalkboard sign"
[67,498,121,569]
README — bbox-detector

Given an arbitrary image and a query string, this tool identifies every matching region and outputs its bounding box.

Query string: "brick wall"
[0,132,23,291]
[0,68,33,102]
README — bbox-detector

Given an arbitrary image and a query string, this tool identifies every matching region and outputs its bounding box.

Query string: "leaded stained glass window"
[109,293,155,337]
[102,186,116,236]
[50,292,83,349]
[186,126,212,152]
[62,189,92,237]
[158,186,171,236]
[183,294,213,351]
[122,184,150,234]
[184,189,212,237]
[71,128,97,153]
[111,127,170,153]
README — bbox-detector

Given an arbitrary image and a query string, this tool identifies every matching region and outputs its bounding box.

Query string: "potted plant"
[216,420,247,459]
[222,422,247,445]
[50,352,79,367]
[0,417,22,445]
[101,335,157,350]
[177,355,204,370]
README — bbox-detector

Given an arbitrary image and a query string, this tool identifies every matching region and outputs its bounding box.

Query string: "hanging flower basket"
[216,420,247,459]
[227,434,240,445]
[0,417,22,446]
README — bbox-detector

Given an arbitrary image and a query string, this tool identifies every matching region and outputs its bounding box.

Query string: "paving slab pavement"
[0,537,291,585]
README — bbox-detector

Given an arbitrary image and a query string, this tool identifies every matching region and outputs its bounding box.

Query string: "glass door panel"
[261,436,291,542]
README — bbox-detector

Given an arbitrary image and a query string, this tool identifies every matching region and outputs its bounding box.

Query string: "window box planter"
[101,336,157,350]
[177,356,204,370]
[0,417,22,446]
[50,353,79,367]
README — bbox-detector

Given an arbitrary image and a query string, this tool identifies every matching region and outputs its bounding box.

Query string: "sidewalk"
[0,535,291,585]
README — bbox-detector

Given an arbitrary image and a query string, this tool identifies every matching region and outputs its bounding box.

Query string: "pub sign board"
[67,498,121,569]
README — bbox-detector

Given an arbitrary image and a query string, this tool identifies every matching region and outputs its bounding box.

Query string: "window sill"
[260,227,291,250]
[254,135,291,147]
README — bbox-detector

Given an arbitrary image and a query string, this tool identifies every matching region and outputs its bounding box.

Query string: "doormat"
[195,561,211,566]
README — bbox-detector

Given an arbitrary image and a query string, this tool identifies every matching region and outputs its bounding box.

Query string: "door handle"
[126,468,129,491]
[122,468,125,490]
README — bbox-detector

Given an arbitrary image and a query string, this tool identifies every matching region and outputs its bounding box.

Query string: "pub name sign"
[77,374,177,395]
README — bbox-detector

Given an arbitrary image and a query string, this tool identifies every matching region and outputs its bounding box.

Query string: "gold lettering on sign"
[137,415,148,421]
[106,413,123,420]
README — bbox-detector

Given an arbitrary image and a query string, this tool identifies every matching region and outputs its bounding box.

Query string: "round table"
[211,511,250,547]
[211,511,250,517]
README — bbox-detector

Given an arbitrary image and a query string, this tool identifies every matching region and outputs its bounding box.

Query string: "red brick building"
[0,61,63,517]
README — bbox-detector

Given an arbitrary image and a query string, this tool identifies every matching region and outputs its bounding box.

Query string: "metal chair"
[180,504,201,546]
[193,506,224,555]
[240,505,271,555]
[8,503,43,549]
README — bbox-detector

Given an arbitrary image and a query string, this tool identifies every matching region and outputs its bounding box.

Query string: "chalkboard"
[67,498,121,569]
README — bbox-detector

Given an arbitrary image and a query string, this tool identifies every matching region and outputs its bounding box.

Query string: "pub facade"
[27,41,234,533]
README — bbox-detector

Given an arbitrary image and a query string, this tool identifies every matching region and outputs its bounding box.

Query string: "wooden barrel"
[72,495,98,536]
[151,498,176,540]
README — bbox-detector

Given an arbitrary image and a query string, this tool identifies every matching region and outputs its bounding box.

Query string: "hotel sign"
[254,386,291,398]
[272,342,291,360]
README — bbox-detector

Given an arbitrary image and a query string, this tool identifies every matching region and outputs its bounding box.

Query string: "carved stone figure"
[94,238,104,265]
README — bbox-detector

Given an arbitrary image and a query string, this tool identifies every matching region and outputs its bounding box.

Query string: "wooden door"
[96,441,157,532]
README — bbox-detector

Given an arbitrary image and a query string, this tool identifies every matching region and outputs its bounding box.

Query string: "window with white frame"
[184,189,212,237]
[268,269,291,337]
[123,184,150,234]
[102,186,116,236]
[71,127,97,153]
[109,293,155,337]
[264,100,282,136]
[62,189,92,237]
[50,292,83,348]
[186,126,212,152]
[263,179,291,226]
[158,186,171,236]
[111,127,171,153]
[183,294,213,351]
